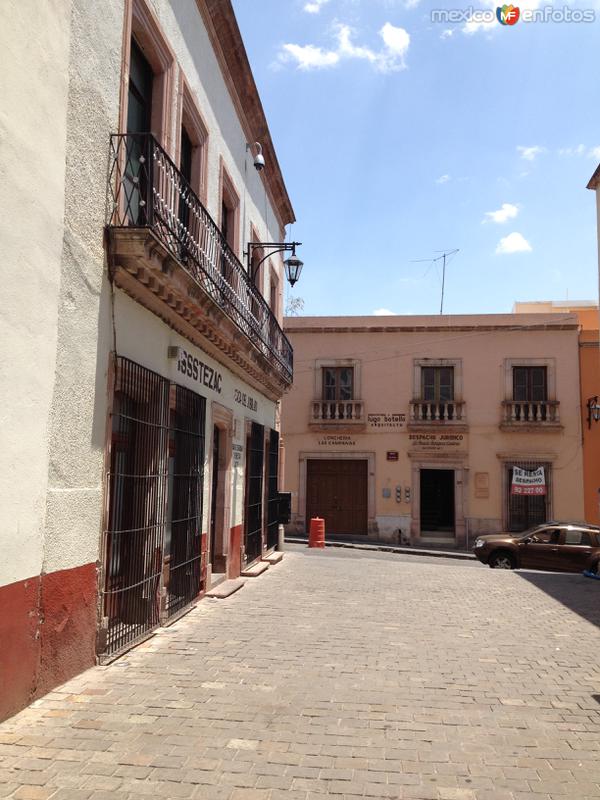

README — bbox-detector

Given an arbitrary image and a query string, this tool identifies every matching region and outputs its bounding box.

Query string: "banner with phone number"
[511,466,546,495]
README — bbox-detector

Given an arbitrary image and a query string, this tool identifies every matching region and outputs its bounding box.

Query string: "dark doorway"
[306,459,368,536]
[420,469,455,535]
[244,422,265,564]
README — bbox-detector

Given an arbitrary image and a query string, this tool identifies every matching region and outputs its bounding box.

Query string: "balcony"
[309,400,365,430]
[408,400,466,430]
[105,134,292,397]
[501,400,562,431]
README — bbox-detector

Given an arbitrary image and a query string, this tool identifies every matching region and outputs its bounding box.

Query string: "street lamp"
[245,241,304,288]
[587,396,600,428]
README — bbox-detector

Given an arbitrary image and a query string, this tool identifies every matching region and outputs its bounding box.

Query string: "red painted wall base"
[0,562,97,722]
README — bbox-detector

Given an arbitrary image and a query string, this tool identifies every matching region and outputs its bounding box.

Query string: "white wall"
[1,0,288,586]
[41,0,124,575]
[149,0,287,316]
[0,0,73,586]
[114,292,277,531]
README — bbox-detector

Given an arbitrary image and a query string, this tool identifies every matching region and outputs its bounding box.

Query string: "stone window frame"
[175,74,209,206]
[219,159,240,258]
[119,0,176,153]
[314,359,361,402]
[503,358,557,401]
[412,358,463,402]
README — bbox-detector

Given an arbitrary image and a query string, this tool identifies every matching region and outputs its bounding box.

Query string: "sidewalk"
[285,533,476,560]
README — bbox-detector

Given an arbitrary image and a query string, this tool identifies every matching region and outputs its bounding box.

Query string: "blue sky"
[232,0,600,316]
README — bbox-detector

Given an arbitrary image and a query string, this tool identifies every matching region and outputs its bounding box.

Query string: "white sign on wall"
[511,466,546,496]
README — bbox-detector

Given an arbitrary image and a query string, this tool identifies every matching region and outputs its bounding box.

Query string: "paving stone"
[2,549,600,799]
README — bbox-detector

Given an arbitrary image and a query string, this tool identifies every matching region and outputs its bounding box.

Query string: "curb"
[284,537,476,561]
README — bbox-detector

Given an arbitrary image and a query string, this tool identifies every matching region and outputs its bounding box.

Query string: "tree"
[285,296,305,316]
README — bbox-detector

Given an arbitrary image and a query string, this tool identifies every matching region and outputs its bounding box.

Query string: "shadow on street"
[517,569,600,631]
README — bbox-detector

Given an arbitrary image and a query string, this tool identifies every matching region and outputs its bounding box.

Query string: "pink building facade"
[281,314,585,548]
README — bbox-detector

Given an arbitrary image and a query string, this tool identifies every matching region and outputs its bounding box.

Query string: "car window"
[562,530,592,546]
[531,528,560,544]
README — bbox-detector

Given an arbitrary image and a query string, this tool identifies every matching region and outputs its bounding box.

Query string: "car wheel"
[489,551,515,570]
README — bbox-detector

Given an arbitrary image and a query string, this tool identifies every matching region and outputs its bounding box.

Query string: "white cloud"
[279,42,340,70]
[278,22,410,73]
[558,144,600,159]
[373,308,396,315]
[436,174,450,184]
[517,145,546,161]
[440,28,455,39]
[483,202,519,224]
[495,232,532,255]
[303,0,330,13]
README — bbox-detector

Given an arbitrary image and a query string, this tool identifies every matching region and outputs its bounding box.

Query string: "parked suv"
[472,522,600,572]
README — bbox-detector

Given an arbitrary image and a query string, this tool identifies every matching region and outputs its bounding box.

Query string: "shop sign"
[233,388,258,412]
[368,413,406,428]
[386,451,399,461]
[511,466,546,495]
[408,433,464,449]
[176,348,223,394]
[317,434,356,446]
[232,443,244,468]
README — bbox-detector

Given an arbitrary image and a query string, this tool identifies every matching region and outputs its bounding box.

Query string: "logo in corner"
[497,4,520,24]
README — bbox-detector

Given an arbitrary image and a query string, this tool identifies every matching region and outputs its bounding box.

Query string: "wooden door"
[306,459,368,536]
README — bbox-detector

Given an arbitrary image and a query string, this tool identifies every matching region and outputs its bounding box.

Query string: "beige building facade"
[0,0,294,720]
[282,314,585,548]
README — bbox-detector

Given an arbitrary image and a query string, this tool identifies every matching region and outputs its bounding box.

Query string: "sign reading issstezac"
[511,466,546,495]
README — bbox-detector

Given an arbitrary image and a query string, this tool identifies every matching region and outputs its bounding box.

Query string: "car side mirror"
[523,537,532,544]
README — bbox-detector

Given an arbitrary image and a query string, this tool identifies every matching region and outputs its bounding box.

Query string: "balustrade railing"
[312,400,364,423]
[107,133,292,384]
[410,400,465,423]
[502,400,560,424]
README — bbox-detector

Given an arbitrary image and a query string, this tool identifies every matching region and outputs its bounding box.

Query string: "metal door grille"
[103,357,169,657]
[165,385,206,618]
[266,429,280,550]
[244,422,265,564]
[507,461,550,532]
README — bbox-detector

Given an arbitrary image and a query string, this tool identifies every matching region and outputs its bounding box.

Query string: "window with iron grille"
[103,358,170,657]
[266,430,280,550]
[322,367,354,402]
[422,366,454,402]
[244,422,265,564]
[507,461,550,532]
[164,384,206,619]
[102,357,206,658]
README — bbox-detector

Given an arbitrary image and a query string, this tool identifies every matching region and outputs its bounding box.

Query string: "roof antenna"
[410,249,459,314]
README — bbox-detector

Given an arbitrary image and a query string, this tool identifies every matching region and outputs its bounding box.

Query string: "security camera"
[252,142,265,171]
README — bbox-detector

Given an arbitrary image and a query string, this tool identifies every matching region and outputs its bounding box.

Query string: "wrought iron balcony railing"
[107,133,293,384]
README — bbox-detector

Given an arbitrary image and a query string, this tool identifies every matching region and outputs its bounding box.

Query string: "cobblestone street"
[2,547,600,800]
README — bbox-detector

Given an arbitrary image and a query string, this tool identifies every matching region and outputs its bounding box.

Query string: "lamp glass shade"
[284,254,303,287]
